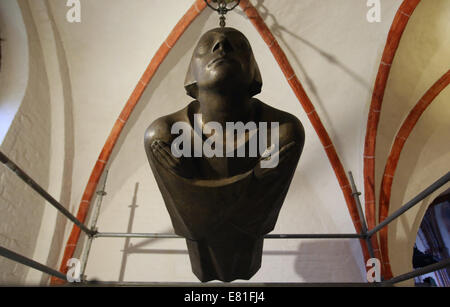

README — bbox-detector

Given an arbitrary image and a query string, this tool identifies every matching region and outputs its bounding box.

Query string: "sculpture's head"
[184,27,262,99]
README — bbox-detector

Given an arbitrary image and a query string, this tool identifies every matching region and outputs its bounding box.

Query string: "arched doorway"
[413,189,450,286]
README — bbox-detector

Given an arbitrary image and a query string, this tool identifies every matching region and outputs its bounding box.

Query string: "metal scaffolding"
[0,149,449,286]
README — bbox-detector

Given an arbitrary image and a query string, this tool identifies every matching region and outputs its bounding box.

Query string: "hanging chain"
[204,0,241,27]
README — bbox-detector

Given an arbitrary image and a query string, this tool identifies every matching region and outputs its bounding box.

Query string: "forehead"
[198,28,249,43]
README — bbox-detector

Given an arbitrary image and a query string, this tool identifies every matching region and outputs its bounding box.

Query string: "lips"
[208,57,237,68]
[211,58,227,65]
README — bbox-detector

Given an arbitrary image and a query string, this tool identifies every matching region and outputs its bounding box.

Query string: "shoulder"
[144,104,191,148]
[255,99,305,149]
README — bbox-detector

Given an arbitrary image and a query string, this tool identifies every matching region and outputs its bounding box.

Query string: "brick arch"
[51,0,209,284]
[378,70,450,278]
[363,0,421,277]
[238,0,368,259]
[53,0,372,284]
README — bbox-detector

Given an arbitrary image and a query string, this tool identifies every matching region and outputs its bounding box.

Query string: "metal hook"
[204,0,241,27]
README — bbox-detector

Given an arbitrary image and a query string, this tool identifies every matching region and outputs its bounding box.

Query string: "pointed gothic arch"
[54,0,373,283]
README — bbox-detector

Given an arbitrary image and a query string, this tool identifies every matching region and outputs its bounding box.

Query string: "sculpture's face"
[189,28,255,92]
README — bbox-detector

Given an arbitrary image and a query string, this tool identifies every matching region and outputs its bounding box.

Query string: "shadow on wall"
[103,0,371,205]
[103,10,213,201]
[236,0,371,141]
[81,2,369,283]
[113,183,364,283]
[116,181,176,282]
[294,240,365,282]
[68,8,213,279]
[116,241,364,282]
[118,181,139,282]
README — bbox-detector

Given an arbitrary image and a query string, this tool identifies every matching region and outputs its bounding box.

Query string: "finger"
[276,141,297,164]
[158,139,172,146]
[155,142,181,166]
[154,146,177,169]
[151,139,170,151]
[278,141,296,156]
[153,148,172,169]
[151,140,176,165]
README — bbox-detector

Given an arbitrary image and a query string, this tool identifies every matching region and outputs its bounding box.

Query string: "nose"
[212,37,233,54]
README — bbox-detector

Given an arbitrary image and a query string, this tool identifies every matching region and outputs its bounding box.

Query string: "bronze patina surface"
[145,27,304,282]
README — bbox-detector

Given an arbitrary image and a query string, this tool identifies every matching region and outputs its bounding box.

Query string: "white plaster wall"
[45,0,408,283]
[0,0,51,285]
[0,0,74,285]
[24,0,76,285]
[375,0,450,285]
[388,92,450,286]
[3,0,447,286]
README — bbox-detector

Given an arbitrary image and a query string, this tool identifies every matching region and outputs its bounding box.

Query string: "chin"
[209,70,247,86]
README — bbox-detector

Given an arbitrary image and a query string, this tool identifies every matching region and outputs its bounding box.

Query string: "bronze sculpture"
[145,27,305,282]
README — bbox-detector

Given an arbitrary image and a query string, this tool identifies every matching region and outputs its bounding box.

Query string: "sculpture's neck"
[196,90,253,127]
